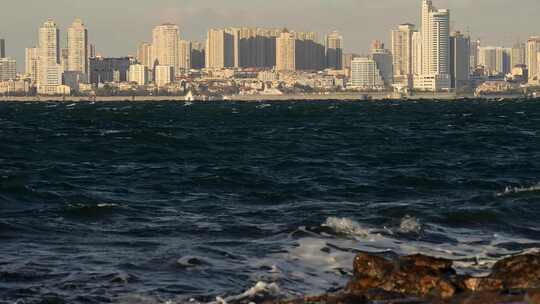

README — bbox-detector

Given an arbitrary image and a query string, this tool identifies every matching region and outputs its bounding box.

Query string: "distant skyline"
[1,0,539,69]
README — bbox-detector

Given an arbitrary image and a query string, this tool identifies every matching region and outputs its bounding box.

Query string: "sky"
[1,0,539,69]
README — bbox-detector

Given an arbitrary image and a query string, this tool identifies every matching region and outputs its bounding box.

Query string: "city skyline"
[1,0,539,69]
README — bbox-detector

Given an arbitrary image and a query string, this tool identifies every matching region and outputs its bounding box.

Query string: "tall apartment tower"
[0,39,5,58]
[412,31,423,75]
[152,23,180,73]
[137,42,153,70]
[25,47,39,82]
[178,40,192,71]
[416,0,451,91]
[67,18,89,77]
[205,28,236,69]
[276,30,296,72]
[527,37,540,84]
[391,23,416,87]
[511,42,526,68]
[326,31,343,70]
[449,31,470,89]
[470,39,480,71]
[191,42,205,69]
[38,19,62,95]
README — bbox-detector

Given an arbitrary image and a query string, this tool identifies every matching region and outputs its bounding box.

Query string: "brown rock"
[352,253,396,279]
[399,254,455,274]
[462,277,504,292]
[490,253,540,289]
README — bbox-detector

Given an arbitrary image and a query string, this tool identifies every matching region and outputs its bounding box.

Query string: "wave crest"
[322,217,370,238]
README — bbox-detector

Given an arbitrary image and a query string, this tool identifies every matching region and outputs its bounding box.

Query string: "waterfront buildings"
[237,27,280,68]
[137,42,153,69]
[155,65,173,87]
[276,30,296,72]
[371,47,393,87]
[178,40,191,71]
[25,48,39,82]
[152,23,180,74]
[415,0,451,91]
[37,19,62,95]
[191,42,205,69]
[511,42,526,68]
[527,37,540,84]
[205,28,236,69]
[449,31,470,89]
[479,46,511,76]
[0,58,16,81]
[89,57,132,84]
[128,64,148,85]
[349,57,384,89]
[67,19,89,78]
[326,31,343,70]
[391,23,416,88]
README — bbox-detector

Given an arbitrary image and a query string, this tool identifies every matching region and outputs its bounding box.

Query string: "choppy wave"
[1,100,540,303]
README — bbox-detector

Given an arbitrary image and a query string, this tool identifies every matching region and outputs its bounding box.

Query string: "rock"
[489,253,540,289]
[347,253,458,299]
[461,277,503,292]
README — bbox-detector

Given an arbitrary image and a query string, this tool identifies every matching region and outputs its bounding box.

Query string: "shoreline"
[0,92,532,103]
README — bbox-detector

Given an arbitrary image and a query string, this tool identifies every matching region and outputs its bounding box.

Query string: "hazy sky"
[1,0,539,68]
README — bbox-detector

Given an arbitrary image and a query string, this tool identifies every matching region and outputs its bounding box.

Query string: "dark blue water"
[1,100,540,304]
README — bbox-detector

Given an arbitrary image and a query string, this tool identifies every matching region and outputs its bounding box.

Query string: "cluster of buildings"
[1,0,540,97]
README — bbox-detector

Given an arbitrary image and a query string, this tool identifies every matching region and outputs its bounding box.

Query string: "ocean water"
[1,100,540,303]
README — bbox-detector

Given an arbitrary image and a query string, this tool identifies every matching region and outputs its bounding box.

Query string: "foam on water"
[322,217,371,239]
[497,182,540,197]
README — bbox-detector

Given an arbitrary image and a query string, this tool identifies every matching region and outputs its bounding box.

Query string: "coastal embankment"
[0,92,529,102]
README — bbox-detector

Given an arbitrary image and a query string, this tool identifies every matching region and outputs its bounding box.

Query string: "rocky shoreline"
[274,252,540,304]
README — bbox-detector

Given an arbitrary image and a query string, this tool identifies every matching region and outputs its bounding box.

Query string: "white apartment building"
[38,19,63,95]
[349,57,384,89]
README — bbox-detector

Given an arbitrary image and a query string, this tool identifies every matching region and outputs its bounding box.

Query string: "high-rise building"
[38,18,62,95]
[0,39,5,58]
[89,44,96,58]
[470,39,480,71]
[511,42,526,68]
[67,18,89,78]
[326,31,343,70]
[152,23,180,73]
[276,30,296,72]
[60,48,69,72]
[191,42,205,69]
[349,57,384,89]
[178,40,191,71]
[412,31,423,75]
[237,28,280,68]
[137,42,153,70]
[0,58,16,81]
[526,36,540,84]
[205,28,236,69]
[479,46,511,76]
[25,48,39,82]
[154,65,173,87]
[128,64,147,85]
[449,31,470,89]
[392,23,416,87]
[415,0,451,91]
[295,31,325,70]
[371,47,393,86]
[89,57,133,84]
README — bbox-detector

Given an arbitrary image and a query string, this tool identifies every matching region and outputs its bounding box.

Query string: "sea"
[1,99,540,304]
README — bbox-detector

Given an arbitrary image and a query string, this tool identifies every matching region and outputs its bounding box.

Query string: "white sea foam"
[322,217,370,238]
[398,215,422,234]
[497,182,540,197]
[210,281,281,304]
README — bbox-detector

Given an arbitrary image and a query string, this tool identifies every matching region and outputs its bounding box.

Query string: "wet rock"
[275,252,540,304]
